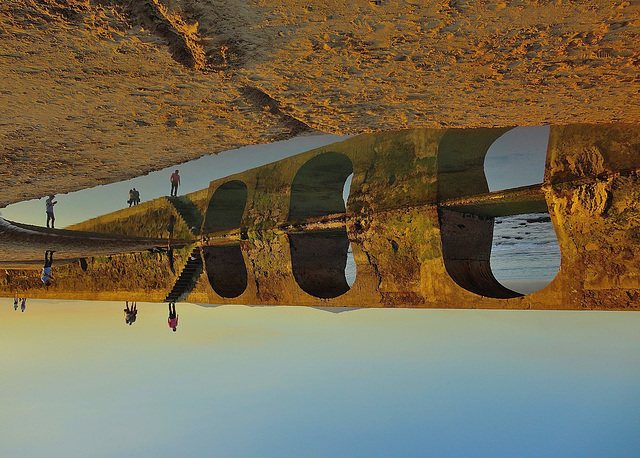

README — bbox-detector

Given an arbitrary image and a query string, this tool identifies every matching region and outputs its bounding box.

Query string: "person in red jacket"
[169,170,180,197]
[168,302,178,332]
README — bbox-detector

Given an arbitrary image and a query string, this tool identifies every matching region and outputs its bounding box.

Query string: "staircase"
[164,247,204,302]
[166,196,204,235]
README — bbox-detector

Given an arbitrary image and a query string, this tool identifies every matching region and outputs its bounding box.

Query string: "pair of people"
[13,297,26,312]
[122,302,179,331]
[127,188,141,207]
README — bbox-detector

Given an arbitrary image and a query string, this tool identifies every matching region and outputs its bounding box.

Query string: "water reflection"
[1,301,638,456]
[289,228,351,299]
[202,244,248,298]
[0,125,637,309]
[124,301,138,325]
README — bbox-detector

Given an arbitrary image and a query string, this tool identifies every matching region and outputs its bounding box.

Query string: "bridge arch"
[436,127,561,298]
[287,152,354,298]
[203,180,248,234]
[288,152,353,222]
[203,244,248,298]
[289,228,351,299]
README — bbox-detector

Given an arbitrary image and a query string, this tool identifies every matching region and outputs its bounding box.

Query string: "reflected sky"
[2,300,639,457]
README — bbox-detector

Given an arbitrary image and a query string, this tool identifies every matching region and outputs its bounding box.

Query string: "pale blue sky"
[1,301,639,457]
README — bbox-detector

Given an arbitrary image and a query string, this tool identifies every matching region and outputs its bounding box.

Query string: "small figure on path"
[124,301,137,325]
[168,302,178,332]
[128,189,134,207]
[167,246,175,274]
[20,298,26,312]
[167,214,176,239]
[170,170,180,197]
[42,250,55,286]
[13,297,18,311]
[45,195,57,228]
[132,188,140,205]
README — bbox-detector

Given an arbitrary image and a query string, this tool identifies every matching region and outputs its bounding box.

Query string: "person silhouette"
[45,195,57,228]
[41,251,55,286]
[13,297,18,311]
[20,298,26,312]
[168,302,178,332]
[170,170,180,197]
[124,301,137,325]
[167,214,176,239]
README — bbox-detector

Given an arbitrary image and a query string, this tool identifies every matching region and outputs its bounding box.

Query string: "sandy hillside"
[1,0,638,207]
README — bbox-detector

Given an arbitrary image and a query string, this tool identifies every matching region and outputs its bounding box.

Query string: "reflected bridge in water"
[1,124,638,310]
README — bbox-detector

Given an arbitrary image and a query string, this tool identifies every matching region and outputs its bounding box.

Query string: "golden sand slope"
[1,0,638,207]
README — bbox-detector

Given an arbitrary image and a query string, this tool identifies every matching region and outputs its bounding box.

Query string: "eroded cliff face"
[1,0,639,207]
[545,125,640,308]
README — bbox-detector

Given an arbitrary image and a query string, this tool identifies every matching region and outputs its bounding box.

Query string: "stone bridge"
[197,123,640,310]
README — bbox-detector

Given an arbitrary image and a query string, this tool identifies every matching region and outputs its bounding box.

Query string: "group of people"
[13,297,26,312]
[127,188,141,207]
[124,301,137,325]
[123,302,179,331]
[36,170,184,290]
[125,169,181,206]
[44,170,182,227]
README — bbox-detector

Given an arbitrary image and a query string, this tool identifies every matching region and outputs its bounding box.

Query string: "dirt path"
[0,217,168,266]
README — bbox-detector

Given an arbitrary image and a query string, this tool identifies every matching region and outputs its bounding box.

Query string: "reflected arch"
[289,228,351,299]
[203,244,248,298]
[437,127,561,298]
[437,127,521,299]
[484,127,560,295]
[203,180,248,234]
[288,152,353,222]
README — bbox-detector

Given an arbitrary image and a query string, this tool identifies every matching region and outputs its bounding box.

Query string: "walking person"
[42,250,55,286]
[124,301,137,325]
[170,170,180,197]
[128,189,134,207]
[168,302,178,332]
[45,195,57,228]
[13,297,18,311]
[20,298,26,312]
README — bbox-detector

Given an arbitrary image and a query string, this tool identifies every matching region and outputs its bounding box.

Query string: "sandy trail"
[0,217,172,266]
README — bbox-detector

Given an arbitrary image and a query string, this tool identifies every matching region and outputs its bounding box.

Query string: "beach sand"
[1,0,639,208]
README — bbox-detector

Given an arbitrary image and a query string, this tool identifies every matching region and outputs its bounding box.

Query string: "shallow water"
[491,213,561,294]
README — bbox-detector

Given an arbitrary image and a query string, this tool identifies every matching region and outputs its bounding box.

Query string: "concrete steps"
[164,247,203,302]
[166,196,204,235]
